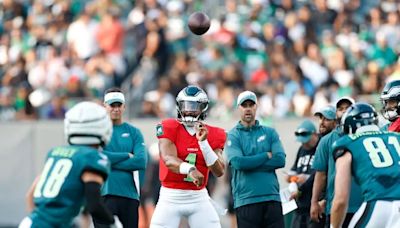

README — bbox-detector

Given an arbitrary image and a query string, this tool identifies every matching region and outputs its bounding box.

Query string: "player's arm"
[331,152,352,228]
[159,138,204,186]
[196,124,224,177]
[81,171,115,225]
[310,171,327,222]
[25,175,40,212]
[208,148,225,177]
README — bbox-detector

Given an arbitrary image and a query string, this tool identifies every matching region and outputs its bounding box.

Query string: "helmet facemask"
[380,80,400,122]
[176,85,209,127]
[380,98,400,122]
[177,100,208,127]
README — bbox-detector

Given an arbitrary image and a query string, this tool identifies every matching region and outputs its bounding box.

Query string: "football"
[188,12,210,35]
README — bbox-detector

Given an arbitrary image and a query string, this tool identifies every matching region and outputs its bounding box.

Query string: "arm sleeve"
[102,151,130,165]
[83,152,110,180]
[84,182,114,224]
[225,132,269,171]
[229,154,269,170]
[258,129,286,171]
[156,120,177,141]
[112,128,148,171]
[332,138,349,161]
[312,137,329,171]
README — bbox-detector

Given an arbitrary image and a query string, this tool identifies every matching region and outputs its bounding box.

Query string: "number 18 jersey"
[30,145,110,228]
[156,119,226,190]
[333,130,400,202]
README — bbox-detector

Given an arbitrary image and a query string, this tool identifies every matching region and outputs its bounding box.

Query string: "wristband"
[198,139,219,166]
[179,162,195,174]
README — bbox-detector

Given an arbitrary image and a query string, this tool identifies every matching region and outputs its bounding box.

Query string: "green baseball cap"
[295,120,316,143]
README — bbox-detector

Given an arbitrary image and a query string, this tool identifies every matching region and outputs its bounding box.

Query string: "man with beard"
[310,97,362,228]
[225,91,286,228]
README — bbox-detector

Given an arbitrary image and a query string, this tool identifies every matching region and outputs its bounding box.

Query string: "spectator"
[67,10,99,60]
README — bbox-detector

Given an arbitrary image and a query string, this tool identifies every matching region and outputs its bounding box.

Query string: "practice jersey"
[389,118,400,132]
[30,146,110,228]
[333,130,400,202]
[156,119,226,190]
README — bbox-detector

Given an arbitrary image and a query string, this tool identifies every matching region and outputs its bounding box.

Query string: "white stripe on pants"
[349,200,400,228]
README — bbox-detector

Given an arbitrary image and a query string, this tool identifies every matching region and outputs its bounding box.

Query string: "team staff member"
[311,97,362,227]
[225,91,286,228]
[287,120,320,228]
[310,105,339,227]
[93,88,147,228]
[150,85,226,228]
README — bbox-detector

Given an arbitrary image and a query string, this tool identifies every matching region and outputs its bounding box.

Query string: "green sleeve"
[332,136,351,161]
[258,129,285,171]
[83,152,111,179]
[313,135,329,171]
[225,132,269,171]
[102,151,130,165]
[112,128,148,171]
[229,153,269,170]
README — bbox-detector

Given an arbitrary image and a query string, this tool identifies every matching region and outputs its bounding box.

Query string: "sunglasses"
[294,130,312,137]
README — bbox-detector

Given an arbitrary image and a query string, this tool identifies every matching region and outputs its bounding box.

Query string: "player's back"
[334,131,400,202]
[30,145,110,228]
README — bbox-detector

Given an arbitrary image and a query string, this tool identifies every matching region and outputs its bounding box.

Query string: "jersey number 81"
[363,136,400,168]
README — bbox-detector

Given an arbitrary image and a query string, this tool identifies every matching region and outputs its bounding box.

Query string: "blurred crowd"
[1,0,400,121]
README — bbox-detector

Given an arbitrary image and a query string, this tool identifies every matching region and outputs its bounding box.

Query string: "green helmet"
[340,102,378,134]
[380,80,400,121]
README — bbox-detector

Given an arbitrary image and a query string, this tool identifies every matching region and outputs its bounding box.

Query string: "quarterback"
[150,85,226,228]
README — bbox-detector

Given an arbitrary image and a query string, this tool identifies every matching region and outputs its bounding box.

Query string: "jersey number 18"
[33,158,73,198]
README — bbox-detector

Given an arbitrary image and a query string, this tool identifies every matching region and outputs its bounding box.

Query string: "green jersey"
[313,128,362,214]
[30,146,110,228]
[333,129,400,202]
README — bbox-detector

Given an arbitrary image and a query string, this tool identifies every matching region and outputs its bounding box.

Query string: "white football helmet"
[176,85,209,126]
[64,101,113,147]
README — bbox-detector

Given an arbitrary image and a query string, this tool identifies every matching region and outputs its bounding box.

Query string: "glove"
[110,215,123,228]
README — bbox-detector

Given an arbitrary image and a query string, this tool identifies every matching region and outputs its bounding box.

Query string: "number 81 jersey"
[31,145,110,227]
[156,119,226,190]
[333,131,400,202]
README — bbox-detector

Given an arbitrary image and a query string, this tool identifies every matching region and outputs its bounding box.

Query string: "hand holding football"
[188,12,210,35]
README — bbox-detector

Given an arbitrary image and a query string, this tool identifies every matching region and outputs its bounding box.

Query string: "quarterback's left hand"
[195,122,208,141]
